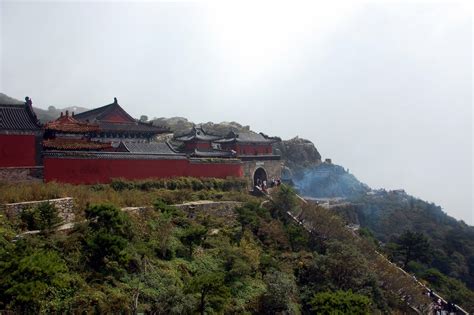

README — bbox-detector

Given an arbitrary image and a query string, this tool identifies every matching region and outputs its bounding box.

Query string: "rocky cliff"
[272,136,322,179]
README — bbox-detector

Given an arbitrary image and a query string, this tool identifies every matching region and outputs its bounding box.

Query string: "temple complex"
[0,96,283,188]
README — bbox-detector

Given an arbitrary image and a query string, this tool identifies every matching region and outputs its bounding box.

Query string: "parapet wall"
[1,197,75,223]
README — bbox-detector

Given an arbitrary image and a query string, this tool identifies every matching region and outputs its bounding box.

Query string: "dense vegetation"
[0,180,433,313]
[297,163,474,311]
[344,192,474,311]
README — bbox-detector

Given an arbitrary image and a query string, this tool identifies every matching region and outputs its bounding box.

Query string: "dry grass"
[0,178,255,213]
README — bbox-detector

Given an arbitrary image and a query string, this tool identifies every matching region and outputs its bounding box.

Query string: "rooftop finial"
[60,112,63,117]
[24,96,32,106]
[65,110,69,117]
[114,97,118,104]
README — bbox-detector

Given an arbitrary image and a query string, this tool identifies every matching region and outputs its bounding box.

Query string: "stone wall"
[0,166,43,182]
[122,201,243,222]
[174,200,243,221]
[2,197,75,223]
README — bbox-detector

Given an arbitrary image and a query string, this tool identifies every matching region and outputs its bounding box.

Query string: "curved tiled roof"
[43,151,187,160]
[118,141,182,155]
[73,98,135,123]
[43,138,113,150]
[0,102,42,131]
[191,149,236,158]
[175,126,221,142]
[44,113,99,133]
[215,131,277,144]
[74,98,169,134]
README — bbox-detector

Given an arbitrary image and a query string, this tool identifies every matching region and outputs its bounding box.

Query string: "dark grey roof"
[119,141,181,155]
[43,150,187,160]
[175,126,221,142]
[0,103,42,131]
[191,149,236,158]
[215,131,276,144]
[74,98,168,134]
[74,98,136,123]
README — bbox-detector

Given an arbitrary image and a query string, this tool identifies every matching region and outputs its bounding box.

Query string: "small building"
[0,97,42,168]
[43,111,113,151]
[215,131,277,156]
[73,97,169,144]
[175,126,221,152]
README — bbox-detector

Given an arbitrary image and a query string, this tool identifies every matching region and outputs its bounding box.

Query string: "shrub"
[19,202,63,232]
[309,290,371,315]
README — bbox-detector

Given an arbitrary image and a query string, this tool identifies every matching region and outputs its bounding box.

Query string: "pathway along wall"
[43,153,243,184]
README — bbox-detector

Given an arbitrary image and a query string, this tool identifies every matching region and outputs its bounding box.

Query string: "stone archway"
[253,167,268,188]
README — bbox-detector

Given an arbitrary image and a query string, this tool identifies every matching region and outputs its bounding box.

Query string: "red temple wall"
[44,157,243,184]
[185,142,211,151]
[219,143,272,155]
[235,144,272,155]
[187,162,243,178]
[0,135,37,167]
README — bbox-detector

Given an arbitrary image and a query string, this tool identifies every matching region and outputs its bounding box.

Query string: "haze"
[1,1,472,224]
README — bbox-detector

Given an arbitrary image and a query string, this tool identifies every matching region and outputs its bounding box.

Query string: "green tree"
[395,230,431,268]
[261,270,296,314]
[273,184,299,218]
[286,223,309,251]
[180,224,207,258]
[189,272,230,315]
[298,241,374,300]
[1,249,73,313]
[84,204,131,274]
[19,202,63,232]
[309,290,371,315]
[235,202,268,234]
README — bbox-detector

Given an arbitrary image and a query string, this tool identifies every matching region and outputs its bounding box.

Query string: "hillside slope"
[0,180,433,313]
[296,163,474,310]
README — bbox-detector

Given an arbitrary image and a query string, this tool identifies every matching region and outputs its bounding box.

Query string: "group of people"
[427,289,461,315]
[255,177,281,192]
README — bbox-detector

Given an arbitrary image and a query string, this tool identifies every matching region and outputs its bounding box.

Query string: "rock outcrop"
[273,136,322,179]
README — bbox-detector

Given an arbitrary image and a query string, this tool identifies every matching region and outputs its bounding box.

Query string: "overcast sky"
[1,0,472,224]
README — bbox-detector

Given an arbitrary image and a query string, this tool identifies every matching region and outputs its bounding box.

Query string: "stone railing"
[1,197,75,223]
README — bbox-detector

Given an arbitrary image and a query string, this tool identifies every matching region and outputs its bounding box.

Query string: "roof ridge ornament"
[114,97,118,104]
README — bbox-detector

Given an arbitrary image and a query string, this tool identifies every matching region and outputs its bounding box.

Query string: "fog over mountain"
[1,1,472,223]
